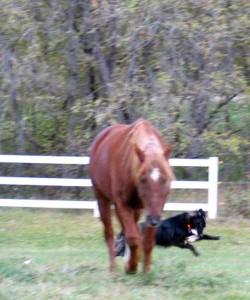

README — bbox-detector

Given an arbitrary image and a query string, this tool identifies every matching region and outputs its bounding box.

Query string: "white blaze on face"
[150,168,160,182]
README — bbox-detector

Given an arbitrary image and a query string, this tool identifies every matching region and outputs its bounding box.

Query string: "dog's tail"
[114,222,148,257]
[115,233,126,257]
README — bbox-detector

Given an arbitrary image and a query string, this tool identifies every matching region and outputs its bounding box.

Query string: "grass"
[0,209,249,300]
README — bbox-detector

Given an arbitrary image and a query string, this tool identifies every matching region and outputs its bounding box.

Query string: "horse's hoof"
[143,266,150,273]
[125,263,137,274]
[109,262,117,272]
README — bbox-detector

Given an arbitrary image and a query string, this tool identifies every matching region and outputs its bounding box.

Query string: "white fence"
[0,155,219,218]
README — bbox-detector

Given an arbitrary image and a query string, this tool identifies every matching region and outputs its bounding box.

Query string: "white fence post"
[208,157,219,219]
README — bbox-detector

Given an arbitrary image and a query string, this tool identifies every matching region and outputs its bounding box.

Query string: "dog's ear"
[184,212,192,222]
[198,209,206,219]
[189,211,198,218]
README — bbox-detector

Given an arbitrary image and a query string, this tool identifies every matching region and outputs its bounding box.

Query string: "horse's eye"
[160,177,167,185]
[140,175,147,184]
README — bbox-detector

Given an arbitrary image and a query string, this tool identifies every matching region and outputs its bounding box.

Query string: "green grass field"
[0,208,249,300]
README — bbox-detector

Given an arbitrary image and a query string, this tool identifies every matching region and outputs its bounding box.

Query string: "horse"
[89,118,174,273]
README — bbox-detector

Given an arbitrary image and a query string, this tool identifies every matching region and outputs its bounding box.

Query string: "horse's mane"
[121,119,174,181]
[130,120,163,153]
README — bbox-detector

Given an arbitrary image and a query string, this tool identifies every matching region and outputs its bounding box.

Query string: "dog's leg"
[202,234,220,240]
[186,244,200,256]
[178,244,200,256]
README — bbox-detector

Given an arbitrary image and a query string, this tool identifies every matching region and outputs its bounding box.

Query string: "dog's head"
[186,209,206,237]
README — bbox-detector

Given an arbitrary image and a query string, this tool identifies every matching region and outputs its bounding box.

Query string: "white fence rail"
[0,155,219,218]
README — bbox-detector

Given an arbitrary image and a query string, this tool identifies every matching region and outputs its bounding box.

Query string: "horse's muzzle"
[146,215,161,227]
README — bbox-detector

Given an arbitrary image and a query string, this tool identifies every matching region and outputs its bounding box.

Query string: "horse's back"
[90,124,126,156]
[90,124,129,165]
[89,119,154,175]
[89,124,130,195]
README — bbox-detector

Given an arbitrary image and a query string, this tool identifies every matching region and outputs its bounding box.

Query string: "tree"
[0,0,249,182]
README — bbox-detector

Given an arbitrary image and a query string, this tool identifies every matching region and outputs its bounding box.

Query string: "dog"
[115,209,220,257]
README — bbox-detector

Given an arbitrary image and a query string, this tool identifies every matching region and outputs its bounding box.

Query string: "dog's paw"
[191,229,198,235]
[186,235,199,243]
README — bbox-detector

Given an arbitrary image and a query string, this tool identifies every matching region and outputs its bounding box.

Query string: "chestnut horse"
[89,119,174,273]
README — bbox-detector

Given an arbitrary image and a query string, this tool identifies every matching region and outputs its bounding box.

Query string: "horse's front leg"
[142,226,157,273]
[115,204,142,274]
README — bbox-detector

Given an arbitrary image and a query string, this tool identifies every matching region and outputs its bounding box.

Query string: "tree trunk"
[1,34,25,155]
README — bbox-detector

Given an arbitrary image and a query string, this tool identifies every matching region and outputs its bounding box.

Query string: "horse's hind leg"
[96,192,116,271]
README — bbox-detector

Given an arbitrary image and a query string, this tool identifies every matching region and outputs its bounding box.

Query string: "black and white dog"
[115,209,220,257]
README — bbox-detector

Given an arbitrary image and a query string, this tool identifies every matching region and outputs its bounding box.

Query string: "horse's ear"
[164,145,172,159]
[134,144,145,163]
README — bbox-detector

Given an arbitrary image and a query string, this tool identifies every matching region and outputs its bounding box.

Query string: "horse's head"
[135,145,174,227]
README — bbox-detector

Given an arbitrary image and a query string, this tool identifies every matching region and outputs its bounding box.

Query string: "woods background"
[0,0,249,214]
